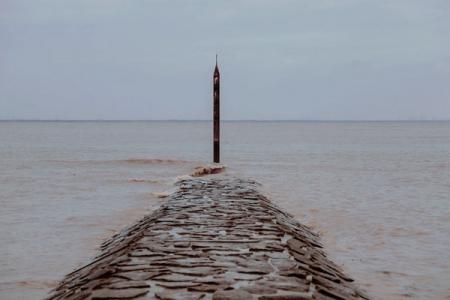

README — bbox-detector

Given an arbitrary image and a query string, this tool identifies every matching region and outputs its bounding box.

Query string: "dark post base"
[214,142,220,163]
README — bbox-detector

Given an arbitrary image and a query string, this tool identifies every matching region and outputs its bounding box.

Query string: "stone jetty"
[48,177,369,300]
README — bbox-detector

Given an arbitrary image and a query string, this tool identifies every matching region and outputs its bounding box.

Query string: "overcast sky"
[1,0,449,120]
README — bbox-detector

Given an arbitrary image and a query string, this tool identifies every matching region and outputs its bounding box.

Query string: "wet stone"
[168,266,221,276]
[242,283,278,295]
[187,283,229,293]
[236,260,273,274]
[152,273,201,282]
[91,288,149,299]
[112,271,160,281]
[155,281,201,289]
[47,178,368,300]
[108,281,150,289]
[212,289,255,300]
[154,290,205,300]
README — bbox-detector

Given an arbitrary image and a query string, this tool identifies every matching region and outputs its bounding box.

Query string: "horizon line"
[0,119,449,122]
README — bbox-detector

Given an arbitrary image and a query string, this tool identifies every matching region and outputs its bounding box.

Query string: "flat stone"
[114,271,163,281]
[155,290,205,300]
[153,273,199,282]
[220,272,263,281]
[91,288,148,299]
[168,266,221,276]
[242,284,278,295]
[188,283,228,293]
[108,281,150,289]
[115,265,152,272]
[236,260,273,274]
[213,289,255,300]
[129,249,160,257]
[156,281,201,289]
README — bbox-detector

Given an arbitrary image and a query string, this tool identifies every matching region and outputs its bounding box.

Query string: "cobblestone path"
[48,178,369,300]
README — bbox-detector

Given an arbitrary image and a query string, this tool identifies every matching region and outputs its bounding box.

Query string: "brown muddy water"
[0,121,449,299]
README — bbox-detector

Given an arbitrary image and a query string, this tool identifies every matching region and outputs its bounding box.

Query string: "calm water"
[0,121,449,299]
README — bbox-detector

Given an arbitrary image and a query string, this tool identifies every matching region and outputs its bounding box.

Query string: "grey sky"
[1,0,449,120]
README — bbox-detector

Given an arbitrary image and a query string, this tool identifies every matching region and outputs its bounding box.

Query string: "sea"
[0,121,449,300]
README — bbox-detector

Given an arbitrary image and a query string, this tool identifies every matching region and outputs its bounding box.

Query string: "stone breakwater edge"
[47,176,370,300]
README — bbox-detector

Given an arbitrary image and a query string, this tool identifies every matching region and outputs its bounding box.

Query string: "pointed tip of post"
[214,54,220,74]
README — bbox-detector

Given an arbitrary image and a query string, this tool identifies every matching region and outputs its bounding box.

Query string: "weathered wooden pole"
[213,55,220,163]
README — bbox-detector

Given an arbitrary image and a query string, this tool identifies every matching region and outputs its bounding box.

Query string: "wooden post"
[213,55,220,163]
